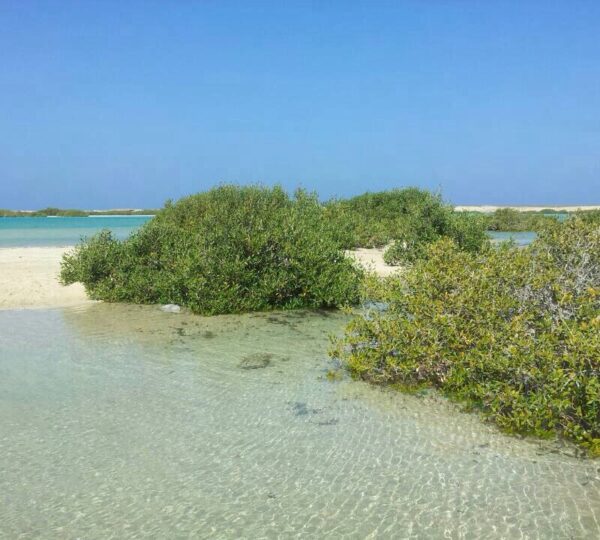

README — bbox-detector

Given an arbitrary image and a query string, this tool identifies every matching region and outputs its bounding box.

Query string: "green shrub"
[382,210,488,264]
[331,217,600,454]
[61,185,362,315]
[486,208,556,232]
[325,188,448,249]
[324,188,488,263]
[576,209,600,225]
[448,212,490,253]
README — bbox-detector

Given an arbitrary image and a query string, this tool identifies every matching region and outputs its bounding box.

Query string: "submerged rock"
[160,304,181,313]
[288,401,322,416]
[239,352,273,370]
[315,418,339,426]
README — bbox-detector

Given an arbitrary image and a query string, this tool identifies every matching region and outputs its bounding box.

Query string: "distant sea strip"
[0,216,153,248]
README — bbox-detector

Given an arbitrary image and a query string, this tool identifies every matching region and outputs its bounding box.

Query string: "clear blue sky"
[1,1,599,209]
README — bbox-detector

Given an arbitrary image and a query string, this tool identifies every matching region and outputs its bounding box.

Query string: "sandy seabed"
[0,246,399,310]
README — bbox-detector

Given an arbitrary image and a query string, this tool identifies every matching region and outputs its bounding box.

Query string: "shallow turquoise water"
[1,305,599,539]
[546,212,569,222]
[1,216,538,249]
[0,216,152,247]
[487,230,537,246]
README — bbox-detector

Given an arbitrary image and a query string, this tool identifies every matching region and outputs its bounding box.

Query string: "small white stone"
[160,304,181,313]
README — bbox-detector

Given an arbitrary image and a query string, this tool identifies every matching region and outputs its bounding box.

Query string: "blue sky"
[1,1,599,208]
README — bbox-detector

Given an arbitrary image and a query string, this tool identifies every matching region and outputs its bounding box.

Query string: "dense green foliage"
[61,185,361,315]
[578,209,600,225]
[324,188,440,248]
[331,217,600,454]
[324,188,488,263]
[383,209,489,264]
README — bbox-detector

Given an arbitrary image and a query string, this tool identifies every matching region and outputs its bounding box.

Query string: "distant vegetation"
[0,207,158,217]
[468,208,599,232]
[482,208,558,232]
[331,216,600,455]
[61,185,362,315]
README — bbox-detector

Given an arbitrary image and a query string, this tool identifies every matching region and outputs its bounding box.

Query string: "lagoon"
[0,216,153,248]
[1,304,599,538]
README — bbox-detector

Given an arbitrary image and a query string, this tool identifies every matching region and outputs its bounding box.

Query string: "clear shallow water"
[1,305,599,539]
[0,216,152,247]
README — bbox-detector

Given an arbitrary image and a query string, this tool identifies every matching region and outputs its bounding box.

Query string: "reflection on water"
[1,304,599,538]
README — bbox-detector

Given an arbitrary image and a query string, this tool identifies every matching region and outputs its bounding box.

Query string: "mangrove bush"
[61,185,362,315]
[485,208,557,232]
[331,217,600,454]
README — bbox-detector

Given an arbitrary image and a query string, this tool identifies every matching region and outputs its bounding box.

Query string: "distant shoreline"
[0,209,159,217]
[2,204,599,217]
[455,205,600,212]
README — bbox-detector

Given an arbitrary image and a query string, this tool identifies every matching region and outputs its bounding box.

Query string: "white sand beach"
[0,246,399,310]
[0,247,93,310]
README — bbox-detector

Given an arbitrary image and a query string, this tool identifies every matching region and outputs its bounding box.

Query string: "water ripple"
[0,305,598,539]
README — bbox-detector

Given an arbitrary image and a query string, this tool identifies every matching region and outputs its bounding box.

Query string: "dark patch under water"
[239,352,274,370]
[288,401,323,416]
